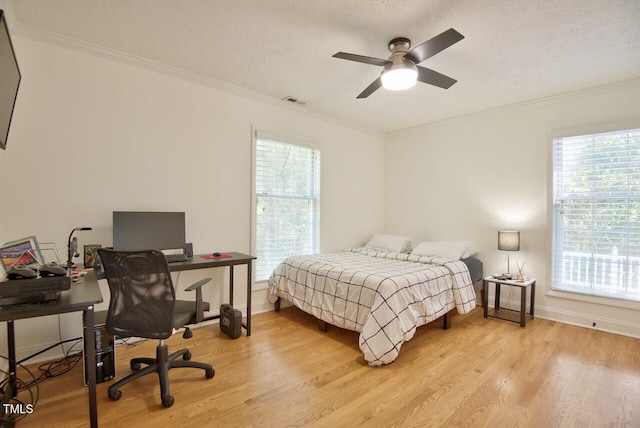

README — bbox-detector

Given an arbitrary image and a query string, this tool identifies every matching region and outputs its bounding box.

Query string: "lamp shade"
[498,231,520,251]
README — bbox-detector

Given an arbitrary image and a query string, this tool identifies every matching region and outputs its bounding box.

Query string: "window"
[552,127,640,302]
[252,131,320,282]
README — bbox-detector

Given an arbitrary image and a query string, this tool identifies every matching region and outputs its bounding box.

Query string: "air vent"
[282,96,307,106]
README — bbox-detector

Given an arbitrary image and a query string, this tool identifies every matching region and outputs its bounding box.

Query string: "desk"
[0,270,103,427]
[167,252,256,336]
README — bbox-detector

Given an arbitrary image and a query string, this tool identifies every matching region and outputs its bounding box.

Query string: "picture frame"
[83,244,102,269]
[0,236,44,270]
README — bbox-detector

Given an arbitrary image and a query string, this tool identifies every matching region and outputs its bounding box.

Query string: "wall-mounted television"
[0,9,21,150]
[112,211,186,251]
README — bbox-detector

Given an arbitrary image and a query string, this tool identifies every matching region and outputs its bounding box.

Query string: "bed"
[268,244,480,366]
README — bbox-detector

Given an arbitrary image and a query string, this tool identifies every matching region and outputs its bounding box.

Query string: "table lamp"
[498,230,520,279]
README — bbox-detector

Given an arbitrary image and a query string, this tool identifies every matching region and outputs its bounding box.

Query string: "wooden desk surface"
[167,252,256,272]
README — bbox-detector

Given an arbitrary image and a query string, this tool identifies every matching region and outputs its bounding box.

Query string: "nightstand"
[483,276,536,327]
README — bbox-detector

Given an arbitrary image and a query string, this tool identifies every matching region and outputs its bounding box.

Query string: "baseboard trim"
[535,305,640,339]
[486,290,640,339]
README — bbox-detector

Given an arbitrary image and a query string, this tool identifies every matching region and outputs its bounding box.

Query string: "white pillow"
[411,241,472,260]
[365,234,412,253]
[460,245,475,259]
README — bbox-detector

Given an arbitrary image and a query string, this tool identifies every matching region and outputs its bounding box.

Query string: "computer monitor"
[112,211,186,251]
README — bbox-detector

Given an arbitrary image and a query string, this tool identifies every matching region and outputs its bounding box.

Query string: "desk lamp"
[67,227,92,268]
[498,230,520,279]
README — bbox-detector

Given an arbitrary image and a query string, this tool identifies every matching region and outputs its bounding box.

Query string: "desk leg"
[84,306,98,428]
[0,321,17,424]
[246,261,252,336]
[7,320,16,393]
[495,283,501,310]
[229,265,234,306]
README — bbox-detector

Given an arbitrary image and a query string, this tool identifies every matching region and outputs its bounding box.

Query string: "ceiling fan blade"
[405,28,464,64]
[357,78,383,98]
[417,66,457,89]
[333,52,391,67]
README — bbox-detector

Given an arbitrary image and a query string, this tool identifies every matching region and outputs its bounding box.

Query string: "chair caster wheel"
[162,395,174,407]
[109,389,122,401]
[183,351,192,361]
[206,367,215,379]
[131,362,141,371]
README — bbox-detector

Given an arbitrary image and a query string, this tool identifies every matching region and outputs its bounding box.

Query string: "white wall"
[0,33,385,362]
[385,78,640,337]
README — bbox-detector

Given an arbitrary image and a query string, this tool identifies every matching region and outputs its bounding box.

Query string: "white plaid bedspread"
[268,248,476,365]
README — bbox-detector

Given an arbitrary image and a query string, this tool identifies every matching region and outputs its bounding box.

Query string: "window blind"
[254,136,320,281]
[552,128,640,301]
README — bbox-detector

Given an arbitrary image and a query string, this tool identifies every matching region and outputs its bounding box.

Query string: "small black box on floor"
[220,304,242,339]
[83,310,115,385]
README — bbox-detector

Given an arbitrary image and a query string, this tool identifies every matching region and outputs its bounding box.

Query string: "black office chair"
[97,248,215,407]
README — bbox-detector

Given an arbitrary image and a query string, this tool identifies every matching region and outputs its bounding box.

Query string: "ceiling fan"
[333,28,464,99]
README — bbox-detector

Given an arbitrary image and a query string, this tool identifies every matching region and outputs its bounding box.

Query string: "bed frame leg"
[318,319,328,332]
[443,311,452,330]
[275,297,281,312]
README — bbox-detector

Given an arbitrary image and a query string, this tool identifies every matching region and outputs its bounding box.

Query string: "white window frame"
[549,122,640,306]
[251,129,320,285]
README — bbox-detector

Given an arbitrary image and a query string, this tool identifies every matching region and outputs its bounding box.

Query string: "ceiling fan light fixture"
[333,29,463,98]
[381,61,418,91]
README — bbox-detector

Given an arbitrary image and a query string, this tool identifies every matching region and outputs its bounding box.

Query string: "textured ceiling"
[7,0,640,133]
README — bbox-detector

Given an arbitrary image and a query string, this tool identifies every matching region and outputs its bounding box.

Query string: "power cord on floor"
[0,312,84,426]
[16,337,81,368]
[22,347,83,391]
[0,355,38,426]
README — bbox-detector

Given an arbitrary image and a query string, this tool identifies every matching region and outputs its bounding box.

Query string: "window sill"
[546,289,640,311]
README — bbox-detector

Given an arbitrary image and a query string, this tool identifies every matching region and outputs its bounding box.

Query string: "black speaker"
[83,311,115,385]
[185,242,193,258]
[220,304,242,339]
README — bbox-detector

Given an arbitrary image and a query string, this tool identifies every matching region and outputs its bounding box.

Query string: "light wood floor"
[14,307,640,427]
